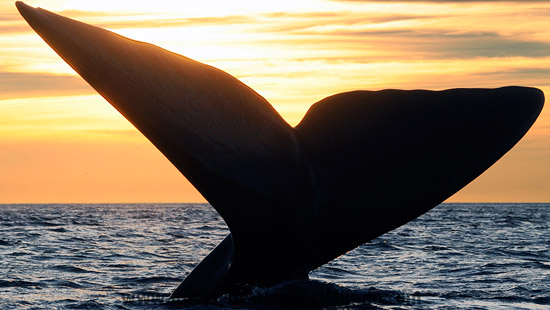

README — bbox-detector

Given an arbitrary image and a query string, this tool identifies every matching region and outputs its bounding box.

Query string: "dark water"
[1,203,548,310]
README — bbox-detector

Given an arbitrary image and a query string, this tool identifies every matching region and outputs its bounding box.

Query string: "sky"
[0,0,549,203]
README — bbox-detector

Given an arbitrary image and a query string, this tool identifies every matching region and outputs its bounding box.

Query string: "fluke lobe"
[16,1,544,299]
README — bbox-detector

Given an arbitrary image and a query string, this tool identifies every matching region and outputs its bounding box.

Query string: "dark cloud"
[280,25,550,59]
[476,68,550,83]
[0,72,93,100]
[418,32,550,58]
[438,35,550,58]
[250,7,550,59]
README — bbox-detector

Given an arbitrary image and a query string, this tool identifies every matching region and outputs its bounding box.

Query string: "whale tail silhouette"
[16,1,544,298]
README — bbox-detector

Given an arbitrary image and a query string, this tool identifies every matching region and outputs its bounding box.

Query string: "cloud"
[91,15,254,30]
[475,68,550,85]
[295,29,550,58]
[245,6,550,61]
[436,34,550,58]
[48,9,253,28]
[255,11,440,33]
[83,129,141,138]
[0,72,93,100]
[333,0,550,2]
[103,15,254,29]
[0,11,34,34]
[0,24,30,34]
[0,9,253,35]
[0,12,21,22]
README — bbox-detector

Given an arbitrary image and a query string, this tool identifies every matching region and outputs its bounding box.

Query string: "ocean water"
[0,203,548,310]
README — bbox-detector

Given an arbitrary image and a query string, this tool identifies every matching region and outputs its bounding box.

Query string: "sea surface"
[0,203,548,310]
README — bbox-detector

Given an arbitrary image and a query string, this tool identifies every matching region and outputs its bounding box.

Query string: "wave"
[0,279,45,289]
[52,265,98,274]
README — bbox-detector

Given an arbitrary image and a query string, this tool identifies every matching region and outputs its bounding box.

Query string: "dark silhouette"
[16,1,544,299]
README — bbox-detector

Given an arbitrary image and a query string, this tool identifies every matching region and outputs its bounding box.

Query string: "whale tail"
[16,1,545,298]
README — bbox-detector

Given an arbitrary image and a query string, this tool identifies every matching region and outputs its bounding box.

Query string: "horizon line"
[1,201,549,205]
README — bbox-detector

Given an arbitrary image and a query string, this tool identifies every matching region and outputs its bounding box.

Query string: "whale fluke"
[16,1,545,298]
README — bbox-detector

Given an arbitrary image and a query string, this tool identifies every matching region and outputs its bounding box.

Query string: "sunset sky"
[1,0,549,203]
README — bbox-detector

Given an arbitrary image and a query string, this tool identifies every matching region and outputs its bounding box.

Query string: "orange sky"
[1,0,549,203]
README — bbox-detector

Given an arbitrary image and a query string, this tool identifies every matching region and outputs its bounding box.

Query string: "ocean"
[1,203,548,310]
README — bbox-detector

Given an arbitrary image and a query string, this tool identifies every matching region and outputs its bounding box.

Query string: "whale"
[16,1,544,299]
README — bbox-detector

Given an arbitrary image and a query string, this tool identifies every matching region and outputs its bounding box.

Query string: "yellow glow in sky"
[1,0,549,203]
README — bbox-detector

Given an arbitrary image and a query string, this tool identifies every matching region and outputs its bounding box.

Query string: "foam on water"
[1,203,548,309]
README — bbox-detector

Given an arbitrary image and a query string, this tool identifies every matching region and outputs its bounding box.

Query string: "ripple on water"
[52,265,98,274]
[1,203,548,310]
[0,238,20,246]
[46,279,86,289]
[0,279,45,289]
[48,227,69,233]
[113,276,182,284]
